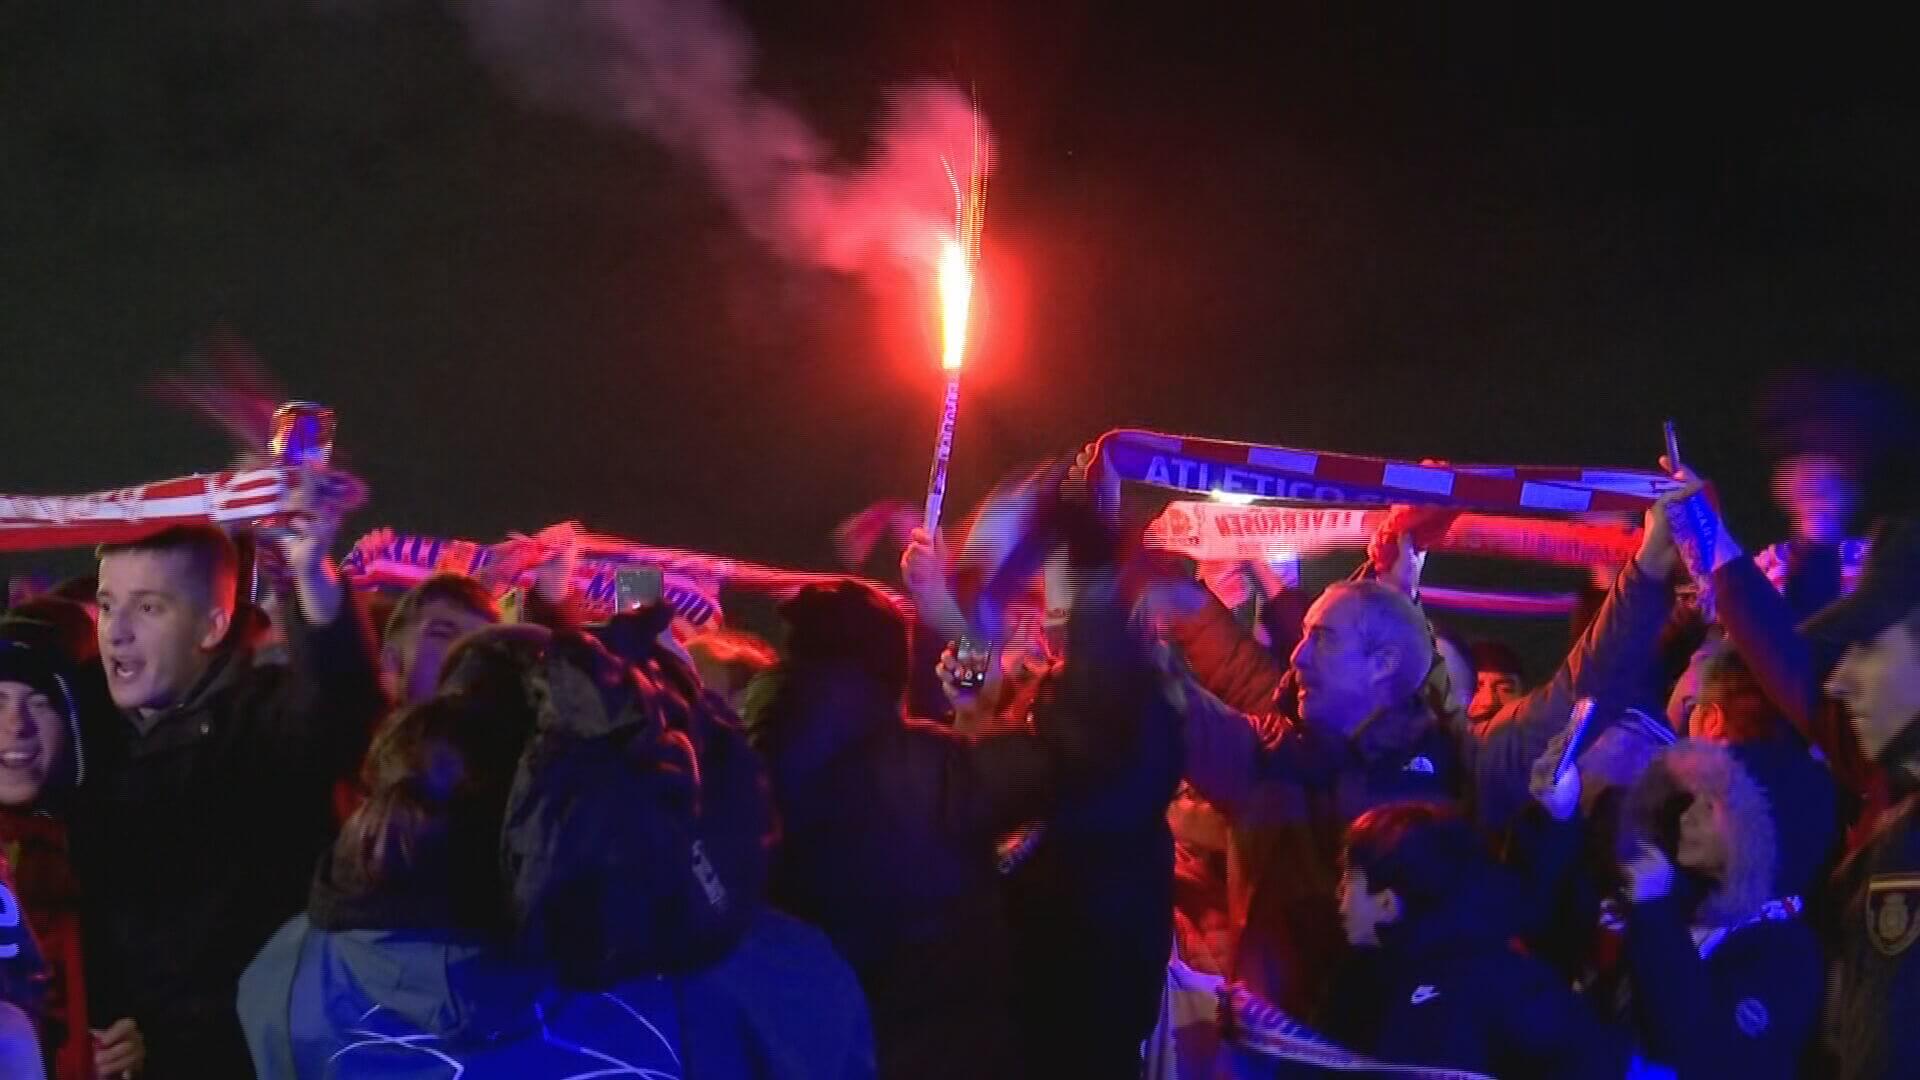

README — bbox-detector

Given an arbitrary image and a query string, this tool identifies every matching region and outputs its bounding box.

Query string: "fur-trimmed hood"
[1622,739,1775,928]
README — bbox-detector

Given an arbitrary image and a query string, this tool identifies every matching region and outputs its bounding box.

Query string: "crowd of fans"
[0,384,1915,1079]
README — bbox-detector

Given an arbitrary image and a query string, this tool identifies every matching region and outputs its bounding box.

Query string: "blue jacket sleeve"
[235,916,307,1080]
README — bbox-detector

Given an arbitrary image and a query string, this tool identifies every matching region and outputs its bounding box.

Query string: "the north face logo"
[1867,874,1920,957]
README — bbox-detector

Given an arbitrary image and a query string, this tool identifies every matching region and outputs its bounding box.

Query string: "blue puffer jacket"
[238,907,875,1079]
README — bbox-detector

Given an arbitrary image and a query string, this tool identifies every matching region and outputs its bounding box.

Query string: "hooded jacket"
[1169,558,1675,1014]
[1324,869,1630,1080]
[241,619,874,1080]
[1617,739,1826,1079]
[71,592,385,1078]
[239,892,873,1079]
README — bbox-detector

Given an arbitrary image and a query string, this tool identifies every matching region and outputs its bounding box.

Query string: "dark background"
[5,2,1917,668]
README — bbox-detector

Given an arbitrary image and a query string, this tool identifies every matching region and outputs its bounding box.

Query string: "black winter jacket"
[749,572,1145,1079]
[71,594,383,1078]
[1001,580,1184,1075]
[748,662,1051,1080]
[1325,875,1630,1079]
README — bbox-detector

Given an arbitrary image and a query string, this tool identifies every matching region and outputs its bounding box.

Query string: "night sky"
[6,2,1919,610]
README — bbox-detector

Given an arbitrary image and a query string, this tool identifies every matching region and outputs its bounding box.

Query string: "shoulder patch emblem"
[1867,874,1920,957]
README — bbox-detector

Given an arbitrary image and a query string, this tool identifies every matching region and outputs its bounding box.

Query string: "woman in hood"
[240,624,873,1079]
[1608,737,1826,1078]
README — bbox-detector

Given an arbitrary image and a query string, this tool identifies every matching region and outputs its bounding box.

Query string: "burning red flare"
[920,105,990,535]
[939,239,973,371]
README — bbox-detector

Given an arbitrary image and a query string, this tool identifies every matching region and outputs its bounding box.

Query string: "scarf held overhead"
[1146,501,1641,568]
[345,529,907,629]
[1099,429,1678,513]
[0,470,291,552]
[345,529,725,629]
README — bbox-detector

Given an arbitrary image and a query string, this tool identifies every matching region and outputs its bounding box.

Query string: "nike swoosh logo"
[1410,986,1440,1005]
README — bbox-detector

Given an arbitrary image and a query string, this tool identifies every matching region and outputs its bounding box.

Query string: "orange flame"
[939,238,973,371]
[936,101,987,373]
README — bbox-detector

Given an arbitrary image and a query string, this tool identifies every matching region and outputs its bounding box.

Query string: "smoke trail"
[458,0,990,277]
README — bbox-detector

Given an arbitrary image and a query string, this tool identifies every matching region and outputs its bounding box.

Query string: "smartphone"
[1663,420,1682,473]
[616,567,665,613]
[953,638,991,689]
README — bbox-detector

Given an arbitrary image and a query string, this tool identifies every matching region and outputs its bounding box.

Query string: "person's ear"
[1377,888,1403,926]
[1693,702,1725,740]
[1369,647,1404,691]
[197,606,233,652]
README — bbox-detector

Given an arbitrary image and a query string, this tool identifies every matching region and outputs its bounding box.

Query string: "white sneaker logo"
[1409,985,1440,1005]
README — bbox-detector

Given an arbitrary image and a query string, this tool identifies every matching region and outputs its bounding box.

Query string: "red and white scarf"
[1146,501,1641,568]
[0,470,290,552]
[1098,428,1679,513]
[344,527,905,629]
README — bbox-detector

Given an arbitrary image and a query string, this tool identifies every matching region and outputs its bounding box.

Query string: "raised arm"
[1160,582,1285,715]
[243,468,385,777]
[1464,498,1680,824]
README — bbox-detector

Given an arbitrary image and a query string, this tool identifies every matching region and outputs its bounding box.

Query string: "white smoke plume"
[458,0,991,278]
